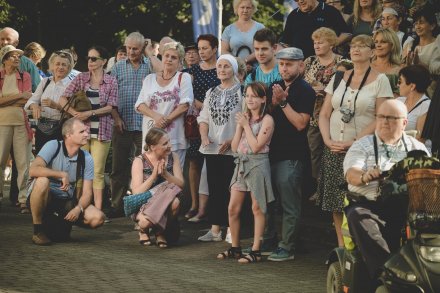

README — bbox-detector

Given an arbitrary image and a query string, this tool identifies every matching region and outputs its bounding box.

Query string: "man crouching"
[28,117,104,245]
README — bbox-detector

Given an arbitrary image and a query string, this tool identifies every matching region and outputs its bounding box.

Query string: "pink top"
[237,117,270,154]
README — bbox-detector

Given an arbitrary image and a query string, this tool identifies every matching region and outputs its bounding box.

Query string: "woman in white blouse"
[318,35,393,247]
[25,50,73,152]
[196,54,242,242]
[397,64,431,140]
[135,42,193,168]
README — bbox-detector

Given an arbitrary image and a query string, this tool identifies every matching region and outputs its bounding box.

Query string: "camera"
[340,106,354,123]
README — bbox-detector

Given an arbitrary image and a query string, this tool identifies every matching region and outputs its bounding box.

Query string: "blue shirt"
[19,55,41,92]
[244,64,282,87]
[111,57,152,131]
[38,140,94,183]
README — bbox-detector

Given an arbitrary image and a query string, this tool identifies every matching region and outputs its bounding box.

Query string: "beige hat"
[0,45,23,63]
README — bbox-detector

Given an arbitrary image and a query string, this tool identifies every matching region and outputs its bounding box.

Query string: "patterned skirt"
[317,146,348,213]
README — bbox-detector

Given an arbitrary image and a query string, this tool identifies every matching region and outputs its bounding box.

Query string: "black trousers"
[205,154,235,226]
[345,197,407,278]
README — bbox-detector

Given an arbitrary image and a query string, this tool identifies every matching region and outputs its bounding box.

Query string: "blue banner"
[191,0,219,42]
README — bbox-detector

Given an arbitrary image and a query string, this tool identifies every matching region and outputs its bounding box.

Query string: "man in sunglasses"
[343,99,429,283]
[280,0,350,58]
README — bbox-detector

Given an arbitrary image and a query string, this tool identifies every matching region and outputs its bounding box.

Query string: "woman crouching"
[131,127,184,248]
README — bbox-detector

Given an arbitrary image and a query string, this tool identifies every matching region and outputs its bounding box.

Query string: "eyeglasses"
[86,56,104,62]
[375,114,406,121]
[185,51,198,55]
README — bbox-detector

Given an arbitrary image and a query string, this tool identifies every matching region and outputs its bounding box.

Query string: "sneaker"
[267,247,295,262]
[32,232,52,246]
[188,215,206,223]
[225,232,232,244]
[198,230,222,242]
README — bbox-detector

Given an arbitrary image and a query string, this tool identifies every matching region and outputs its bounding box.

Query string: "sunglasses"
[54,50,73,63]
[86,56,104,62]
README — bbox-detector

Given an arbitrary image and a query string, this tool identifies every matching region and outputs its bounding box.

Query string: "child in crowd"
[217,82,275,263]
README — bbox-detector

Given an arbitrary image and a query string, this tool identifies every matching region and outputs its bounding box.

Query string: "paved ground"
[0,184,335,293]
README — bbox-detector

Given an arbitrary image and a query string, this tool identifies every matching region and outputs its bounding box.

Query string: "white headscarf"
[217,54,238,75]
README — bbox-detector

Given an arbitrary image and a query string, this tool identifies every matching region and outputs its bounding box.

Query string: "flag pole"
[218,0,223,54]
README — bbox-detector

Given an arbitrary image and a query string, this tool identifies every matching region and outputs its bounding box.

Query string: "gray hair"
[125,32,145,47]
[163,42,185,62]
[47,51,73,74]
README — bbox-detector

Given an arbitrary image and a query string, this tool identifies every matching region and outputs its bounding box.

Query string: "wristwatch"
[279,99,288,108]
[91,111,96,117]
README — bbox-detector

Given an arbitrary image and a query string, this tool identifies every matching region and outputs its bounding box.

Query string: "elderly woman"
[132,127,184,248]
[0,45,32,213]
[348,0,383,36]
[397,65,431,139]
[135,42,193,169]
[304,27,343,192]
[318,35,393,247]
[221,0,264,68]
[25,50,73,152]
[59,46,118,210]
[380,6,414,50]
[371,28,401,95]
[403,7,440,98]
[185,34,220,221]
[183,45,200,70]
[197,54,242,242]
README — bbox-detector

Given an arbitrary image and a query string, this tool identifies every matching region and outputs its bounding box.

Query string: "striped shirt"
[111,57,152,131]
[63,71,118,141]
[87,88,100,139]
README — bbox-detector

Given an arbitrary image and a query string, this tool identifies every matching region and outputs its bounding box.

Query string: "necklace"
[161,71,177,81]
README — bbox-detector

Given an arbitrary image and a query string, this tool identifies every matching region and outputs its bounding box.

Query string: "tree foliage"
[0,0,284,70]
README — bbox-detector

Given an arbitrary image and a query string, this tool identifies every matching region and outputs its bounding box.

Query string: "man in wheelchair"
[342,99,429,280]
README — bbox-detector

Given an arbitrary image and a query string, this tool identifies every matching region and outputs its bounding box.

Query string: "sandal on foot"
[156,240,168,248]
[238,250,262,263]
[217,247,242,259]
[139,230,151,246]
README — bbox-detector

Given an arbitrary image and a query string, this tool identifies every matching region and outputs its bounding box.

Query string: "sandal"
[20,204,30,214]
[156,240,168,248]
[184,209,197,219]
[139,230,152,246]
[217,247,242,259]
[238,250,262,263]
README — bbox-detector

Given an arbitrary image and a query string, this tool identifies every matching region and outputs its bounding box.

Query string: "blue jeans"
[266,160,303,252]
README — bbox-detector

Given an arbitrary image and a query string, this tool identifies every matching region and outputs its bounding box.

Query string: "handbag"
[184,114,200,139]
[70,90,92,112]
[123,191,153,217]
[37,117,62,136]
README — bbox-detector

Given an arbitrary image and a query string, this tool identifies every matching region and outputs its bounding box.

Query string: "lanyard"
[339,67,372,114]
[373,134,408,167]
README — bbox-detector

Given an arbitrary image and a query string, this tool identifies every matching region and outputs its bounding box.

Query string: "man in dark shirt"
[280,0,350,58]
[266,47,316,261]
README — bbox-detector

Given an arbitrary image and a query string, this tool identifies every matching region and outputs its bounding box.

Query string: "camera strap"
[339,67,371,114]
[373,134,409,166]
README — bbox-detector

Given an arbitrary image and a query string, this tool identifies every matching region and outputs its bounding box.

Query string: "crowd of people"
[0,0,439,274]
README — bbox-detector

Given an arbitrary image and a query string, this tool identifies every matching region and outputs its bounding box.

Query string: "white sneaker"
[225,232,232,244]
[198,230,222,242]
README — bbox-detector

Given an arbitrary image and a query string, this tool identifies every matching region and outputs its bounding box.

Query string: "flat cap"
[276,47,304,60]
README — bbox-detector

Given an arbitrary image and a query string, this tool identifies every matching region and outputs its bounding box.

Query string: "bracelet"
[77,204,84,214]
[360,173,369,186]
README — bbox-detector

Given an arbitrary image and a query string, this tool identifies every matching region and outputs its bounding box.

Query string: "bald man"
[342,99,429,282]
[0,27,41,91]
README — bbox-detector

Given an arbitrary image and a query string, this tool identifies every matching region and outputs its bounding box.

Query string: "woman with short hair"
[221,0,264,67]
[25,51,73,152]
[135,42,193,169]
[0,45,32,213]
[318,35,393,247]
